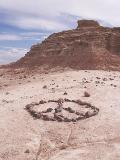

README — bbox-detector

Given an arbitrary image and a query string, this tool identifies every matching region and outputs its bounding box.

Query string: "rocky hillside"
[12,20,120,70]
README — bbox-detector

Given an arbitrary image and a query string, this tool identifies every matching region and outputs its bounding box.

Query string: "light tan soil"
[0,69,120,160]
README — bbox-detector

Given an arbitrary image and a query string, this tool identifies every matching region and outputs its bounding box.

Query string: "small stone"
[6,92,10,95]
[24,149,30,154]
[46,108,53,112]
[84,91,90,97]
[103,78,107,81]
[63,91,68,95]
[43,85,47,89]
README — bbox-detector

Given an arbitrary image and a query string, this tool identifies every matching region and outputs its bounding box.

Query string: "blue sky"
[0,0,120,64]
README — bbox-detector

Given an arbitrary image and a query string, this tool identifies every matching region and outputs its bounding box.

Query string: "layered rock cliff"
[12,20,120,70]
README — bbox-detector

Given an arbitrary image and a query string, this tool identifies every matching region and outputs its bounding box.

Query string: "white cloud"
[0,47,28,64]
[0,34,22,41]
[0,32,49,41]
[0,31,50,64]
[8,17,68,31]
[0,0,120,30]
[20,32,48,37]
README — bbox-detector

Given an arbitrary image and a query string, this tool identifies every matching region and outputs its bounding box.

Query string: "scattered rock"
[63,91,68,95]
[43,85,47,89]
[109,78,114,80]
[96,77,101,79]
[5,92,10,95]
[95,81,100,84]
[59,145,68,150]
[24,149,30,154]
[0,74,3,77]
[84,91,90,97]
[19,76,22,79]
[111,84,117,87]
[4,84,8,87]
[103,78,107,81]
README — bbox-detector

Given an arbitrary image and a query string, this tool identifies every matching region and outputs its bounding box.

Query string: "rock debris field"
[0,69,120,160]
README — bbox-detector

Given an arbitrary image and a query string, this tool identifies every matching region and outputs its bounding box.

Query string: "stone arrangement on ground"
[25,98,99,122]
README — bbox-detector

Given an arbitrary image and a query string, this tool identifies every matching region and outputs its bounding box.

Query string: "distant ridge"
[9,20,120,70]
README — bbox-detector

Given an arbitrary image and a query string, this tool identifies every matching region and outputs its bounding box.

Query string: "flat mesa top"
[77,20,100,28]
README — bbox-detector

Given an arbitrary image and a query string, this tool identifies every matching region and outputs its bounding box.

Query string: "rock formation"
[77,20,100,28]
[11,20,120,70]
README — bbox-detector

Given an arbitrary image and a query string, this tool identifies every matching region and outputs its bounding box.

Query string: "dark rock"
[43,85,47,89]
[84,91,90,97]
[63,91,68,95]
[24,149,30,154]
[77,20,100,28]
[46,108,53,112]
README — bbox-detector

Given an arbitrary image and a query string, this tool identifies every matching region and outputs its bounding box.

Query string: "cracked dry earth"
[0,70,120,160]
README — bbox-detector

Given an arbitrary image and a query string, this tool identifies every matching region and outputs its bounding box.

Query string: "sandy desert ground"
[0,69,120,160]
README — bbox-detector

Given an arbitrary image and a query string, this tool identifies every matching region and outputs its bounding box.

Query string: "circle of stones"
[25,98,99,122]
